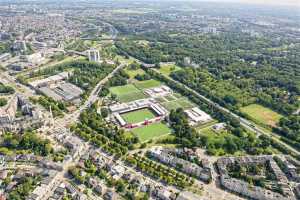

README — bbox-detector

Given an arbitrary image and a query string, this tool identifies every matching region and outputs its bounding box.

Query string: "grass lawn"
[121,108,157,124]
[165,95,176,101]
[109,84,139,95]
[132,122,171,142]
[158,64,181,76]
[195,120,218,132]
[155,97,166,103]
[115,55,136,65]
[176,98,194,108]
[109,84,147,102]
[125,68,145,79]
[240,104,283,127]
[134,79,161,90]
[173,93,182,98]
[162,98,194,111]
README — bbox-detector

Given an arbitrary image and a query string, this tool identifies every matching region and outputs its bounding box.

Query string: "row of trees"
[116,33,299,144]
[126,154,193,188]
[30,96,67,117]
[8,176,41,200]
[0,97,7,107]
[169,108,198,147]
[99,69,129,97]
[0,82,15,94]
[71,105,138,157]
[0,132,53,156]
[143,68,300,159]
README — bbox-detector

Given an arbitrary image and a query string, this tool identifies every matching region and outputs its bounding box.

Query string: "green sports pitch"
[162,98,194,111]
[109,84,147,102]
[134,79,161,90]
[131,122,171,142]
[121,108,157,124]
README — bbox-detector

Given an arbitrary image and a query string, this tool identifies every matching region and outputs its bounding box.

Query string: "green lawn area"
[131,122,171,142]
[240,104,283,127]
[109,84,147,102]
[173,93,182,98]
[195,120,218,132]
[176,98,194,108]
[134,79,161,90]
[162,98,194,111]
[115,55,136,65]
[121,108,157,124]
[158,64,181,76]
[155,97,166,103]
[165,95,176,101]
[125,68,145,79]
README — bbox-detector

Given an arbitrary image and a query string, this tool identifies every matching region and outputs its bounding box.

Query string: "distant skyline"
[191,0,300,7]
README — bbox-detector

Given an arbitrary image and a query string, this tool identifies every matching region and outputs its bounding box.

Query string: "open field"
[115,55,136,65]
[125,68,145,79]
[240,104,283,127]
[109,84,139,95]
[109,84,147,102]
[162,98,194,111]
[158,64,181,76]
[121,108,157,124]
[131,122,171,142]
[134,79,161,90]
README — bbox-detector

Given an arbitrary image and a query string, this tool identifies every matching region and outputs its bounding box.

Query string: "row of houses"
[0,94,43,132]
[149,147,212,183]
[49,181,88,200]
[281,156,300,182]
[269,159,294,198]
[51,127,85,159]
[216,155,296,200]
[0,154,63,172]
[220,175,287,200]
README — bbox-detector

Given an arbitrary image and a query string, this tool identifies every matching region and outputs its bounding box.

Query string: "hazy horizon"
[2,0,300,7]
[181,0,300,7]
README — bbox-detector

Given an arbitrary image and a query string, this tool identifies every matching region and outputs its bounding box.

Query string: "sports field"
[109,84,147,102]
[134,79,161,89]
[131,122,171,142]
[240,104,283,127]
[121,108,157,124]
[162,98,194,111]
[158,64,181,76]
[125,68,145,79]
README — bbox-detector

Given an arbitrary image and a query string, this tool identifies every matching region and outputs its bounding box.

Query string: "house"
[155,187,176,200]
[104,190,118,200]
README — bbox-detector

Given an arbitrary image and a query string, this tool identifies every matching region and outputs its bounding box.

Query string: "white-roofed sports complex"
[108,85,213,129]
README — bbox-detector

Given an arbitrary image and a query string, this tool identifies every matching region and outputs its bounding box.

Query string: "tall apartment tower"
[87,49,101,62]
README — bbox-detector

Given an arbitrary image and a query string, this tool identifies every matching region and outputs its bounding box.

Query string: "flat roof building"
[87,49,101,62]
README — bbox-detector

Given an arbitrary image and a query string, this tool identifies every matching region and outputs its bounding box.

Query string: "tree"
[0,98,7,107]
[100,107,109,118]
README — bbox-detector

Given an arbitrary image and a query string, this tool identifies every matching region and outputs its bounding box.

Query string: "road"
[41,63,126,199]
[151,68,300,156]
[101,21,118,40]
[56,63,125,126]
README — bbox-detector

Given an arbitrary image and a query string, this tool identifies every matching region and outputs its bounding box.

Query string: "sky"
[194,0,300,7]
